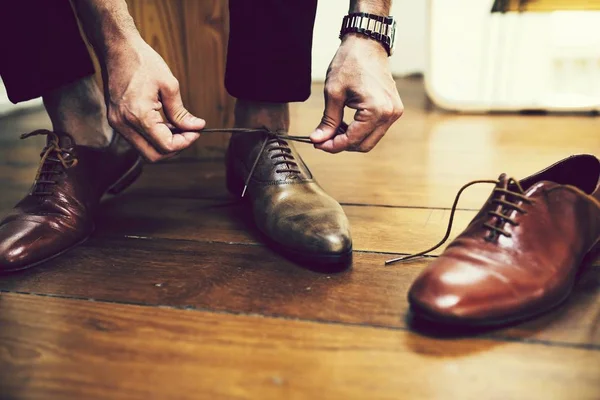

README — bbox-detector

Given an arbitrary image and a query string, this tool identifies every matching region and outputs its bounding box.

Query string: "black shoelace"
[21,130,78,196]
[385,177,534,265]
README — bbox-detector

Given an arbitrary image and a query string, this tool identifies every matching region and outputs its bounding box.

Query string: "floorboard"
[0,237,598,348]
[1,293,598,400]
[96,194,478,255]
[1,77,598,398]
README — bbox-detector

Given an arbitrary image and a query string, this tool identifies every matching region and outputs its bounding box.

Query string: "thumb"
[160,81,206,131]
[310,87,345,143]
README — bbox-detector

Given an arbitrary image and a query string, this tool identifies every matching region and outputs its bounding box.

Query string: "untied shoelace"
[385,177,534,265]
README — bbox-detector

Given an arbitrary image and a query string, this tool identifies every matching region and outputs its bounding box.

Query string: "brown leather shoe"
[403,155,600,326]
[0,130,142,273]
[226,131,352,270]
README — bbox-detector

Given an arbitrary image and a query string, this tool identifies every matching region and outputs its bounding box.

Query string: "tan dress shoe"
[398,155,600,326]
[226,131,352,270]
[0,130,142,272]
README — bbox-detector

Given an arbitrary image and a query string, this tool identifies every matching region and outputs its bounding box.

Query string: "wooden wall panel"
[126,0,188,105]
[126,0,234,158]
[182,0,234,158]
[80,0,233,159]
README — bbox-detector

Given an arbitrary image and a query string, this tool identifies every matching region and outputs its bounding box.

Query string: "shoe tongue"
[47,131,76,149]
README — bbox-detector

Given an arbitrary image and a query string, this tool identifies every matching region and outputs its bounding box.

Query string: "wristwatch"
[339,12,396,56]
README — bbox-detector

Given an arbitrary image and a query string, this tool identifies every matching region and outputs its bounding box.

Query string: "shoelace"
[176,124,348,197]
[385,177,534,265]
[20,130,79,196]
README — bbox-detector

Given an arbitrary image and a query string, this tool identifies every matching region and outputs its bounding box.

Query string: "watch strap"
[339,12,395,56]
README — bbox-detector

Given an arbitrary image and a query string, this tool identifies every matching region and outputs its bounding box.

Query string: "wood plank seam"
[113,234,423,258]
[2,290,599,353]
[103,234,600,267]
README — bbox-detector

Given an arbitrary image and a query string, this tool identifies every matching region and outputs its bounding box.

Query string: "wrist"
[349,0,391,15]
[72,0,142,62]
[341,34,389,58]
[99,21,142,60]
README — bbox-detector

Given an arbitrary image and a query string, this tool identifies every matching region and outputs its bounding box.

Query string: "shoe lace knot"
[20,130,78,196]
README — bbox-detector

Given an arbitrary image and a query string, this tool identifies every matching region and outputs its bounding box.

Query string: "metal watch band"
[339,12,396,56]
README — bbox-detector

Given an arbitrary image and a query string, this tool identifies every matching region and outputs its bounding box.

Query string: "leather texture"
[0,130,142,272]
[226,131,352,268]
[408,154,600,326]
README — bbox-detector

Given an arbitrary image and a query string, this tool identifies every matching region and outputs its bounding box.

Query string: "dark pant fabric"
[0,0,318,104]
[0,0,96,103]
[225,0,318,102]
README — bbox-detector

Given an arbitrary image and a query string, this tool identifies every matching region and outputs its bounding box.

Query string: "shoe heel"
[107,158,143,195]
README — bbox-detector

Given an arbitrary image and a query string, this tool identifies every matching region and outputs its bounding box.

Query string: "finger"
[160,79,206,131]
[117,124,170,163]
[315,109,377,153]
[310,83,345,143]
[355,124,389,152]
[133,109,200,154]
[356,100,404,152]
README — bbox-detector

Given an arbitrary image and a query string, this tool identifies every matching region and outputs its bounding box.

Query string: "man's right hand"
[104,37,204,162]
[71,0,204,162]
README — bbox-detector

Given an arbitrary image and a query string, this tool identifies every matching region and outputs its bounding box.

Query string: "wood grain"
[1,292,598,400]
[182,0,235,158]
[0,237,598,347]
[123,0,234,158]
[97,194,478,255]
[126,0,188,95]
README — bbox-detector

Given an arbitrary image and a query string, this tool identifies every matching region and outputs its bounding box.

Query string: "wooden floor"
[0,78,599,400]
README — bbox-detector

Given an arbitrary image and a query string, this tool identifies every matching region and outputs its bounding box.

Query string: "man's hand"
[310,35,403,153]
[72,0,204,162]
[104,37,205,162]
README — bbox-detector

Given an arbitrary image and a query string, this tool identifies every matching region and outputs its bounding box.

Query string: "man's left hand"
[310,35,403,153]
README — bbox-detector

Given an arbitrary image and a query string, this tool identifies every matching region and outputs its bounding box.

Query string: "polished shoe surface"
[0,130,142,272]
[407,154,600,326]
[226,131,352,269]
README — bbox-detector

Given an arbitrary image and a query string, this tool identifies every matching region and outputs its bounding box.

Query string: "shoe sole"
[0,157,143,274]
[260,230,353,273]
[409,240,600,328]
[226,161,352,272]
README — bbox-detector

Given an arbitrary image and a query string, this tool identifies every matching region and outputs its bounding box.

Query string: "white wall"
[0,79,42,117]
[311,0,427,80]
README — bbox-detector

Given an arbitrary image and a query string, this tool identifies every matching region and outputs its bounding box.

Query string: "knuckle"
[320,113,338,128]
[146,153,162,163]
[172,106,189,122]
[324,82,344,99]
[393,103,405,119]
[359,144,375,153]
[378,103,395,119]
[107,113,120,127]
[157,140,175,154]
[347,136,363,147]
[165,78,180,95]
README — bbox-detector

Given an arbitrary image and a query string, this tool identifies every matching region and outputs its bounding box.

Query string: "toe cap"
[408,259,520,324]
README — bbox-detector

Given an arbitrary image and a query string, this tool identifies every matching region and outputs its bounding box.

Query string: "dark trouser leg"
[0,1,112,147]
[0,0,95,103]
[225,0,318,103]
